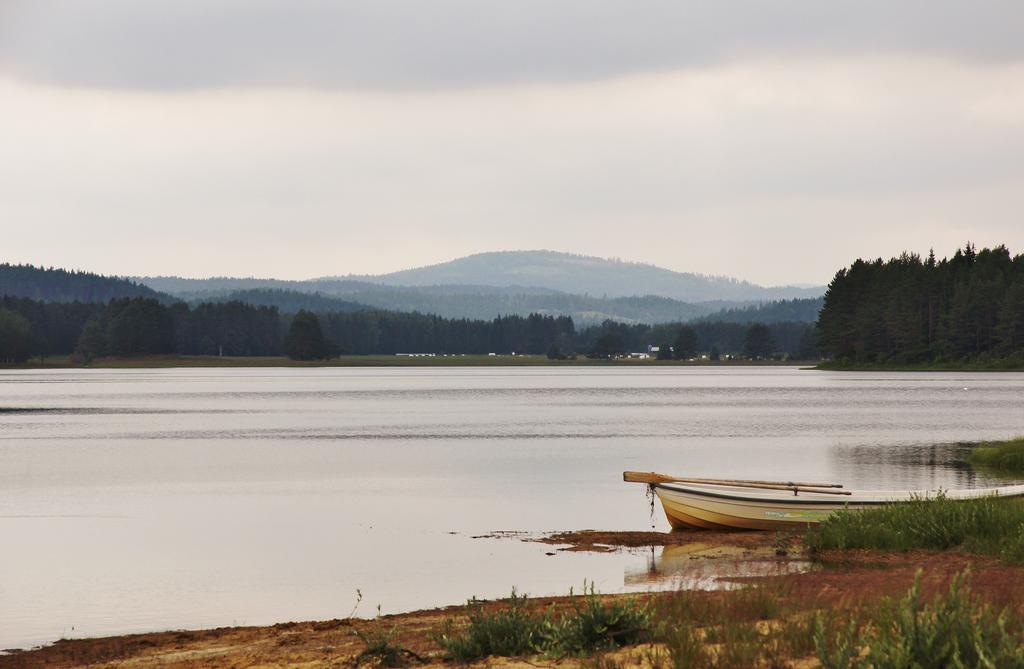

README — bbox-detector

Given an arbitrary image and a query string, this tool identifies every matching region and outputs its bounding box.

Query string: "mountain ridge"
[329,250,824,302]
[135,250,824,324]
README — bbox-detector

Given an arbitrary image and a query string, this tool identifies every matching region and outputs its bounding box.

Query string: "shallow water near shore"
[2,366,1024,649]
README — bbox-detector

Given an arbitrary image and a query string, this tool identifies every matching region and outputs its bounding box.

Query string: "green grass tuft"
[969,437,1024,477]
[804,493,1024,562]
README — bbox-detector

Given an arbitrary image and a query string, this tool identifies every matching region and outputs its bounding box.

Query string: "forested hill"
[176,285,724,325]
[186,289,366,314]
[697,298,824,324]
[144,276,826,325]
[340,250,825,302]
[0,263,166,303]
[817,244,1024,364]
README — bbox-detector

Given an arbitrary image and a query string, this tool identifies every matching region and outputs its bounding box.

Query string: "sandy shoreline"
[5,530,1022,668]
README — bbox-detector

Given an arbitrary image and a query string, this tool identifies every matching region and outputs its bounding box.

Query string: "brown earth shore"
[5,531,1023,669]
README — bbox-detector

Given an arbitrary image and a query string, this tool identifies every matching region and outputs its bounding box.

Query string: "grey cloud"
[1,0,1023,90]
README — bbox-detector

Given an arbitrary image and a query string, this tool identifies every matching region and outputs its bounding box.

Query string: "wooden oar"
[623,471,852,496]
[622,471,839,487]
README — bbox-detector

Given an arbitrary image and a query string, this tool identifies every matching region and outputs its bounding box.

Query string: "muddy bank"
[5,542,1021,669]
[526,529,799,553]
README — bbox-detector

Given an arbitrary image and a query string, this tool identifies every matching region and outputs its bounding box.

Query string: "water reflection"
[624,544,816,592]
[830,442,1023,488]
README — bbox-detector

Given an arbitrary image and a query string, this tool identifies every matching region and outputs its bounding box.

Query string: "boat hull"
[646,478,1024,531]
[654,481,1024,531]
[655,485,864,530]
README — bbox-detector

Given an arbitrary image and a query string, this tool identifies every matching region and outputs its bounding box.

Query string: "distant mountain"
[1,263,167,303]
[337,250,824,302]
[136,251,824,324]
[2,259,823,331]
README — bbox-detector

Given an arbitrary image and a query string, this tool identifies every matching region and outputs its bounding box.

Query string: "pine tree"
[285,310,332,360]
[0,308,32,363]
[672,326,699,360]
[997,279,1024,354]
[744,323,775,360]
[73,320,107,363]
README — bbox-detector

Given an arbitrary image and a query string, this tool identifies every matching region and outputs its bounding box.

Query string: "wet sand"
[5,531,1023,669]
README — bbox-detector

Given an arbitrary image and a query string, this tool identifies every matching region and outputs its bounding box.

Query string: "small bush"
[434,589,546,661]
[541,582,653,655]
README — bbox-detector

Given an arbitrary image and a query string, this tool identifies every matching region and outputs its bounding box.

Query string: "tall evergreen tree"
[744,323,775,359]
[997,278,1024,354]
[73,320,108,363]
[589,332,626,358]
[0,308,32,363]
[672,326,699,360]
[285,310,332,360]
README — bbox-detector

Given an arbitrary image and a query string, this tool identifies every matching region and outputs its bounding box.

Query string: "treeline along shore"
[0,291,815,364]
[4,242,1024,368]
[0,263,819,364]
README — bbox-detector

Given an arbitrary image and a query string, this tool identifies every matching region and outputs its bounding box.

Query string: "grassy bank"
[968,437,1024,477]
[805,494,1024,563]
[1,355,811,370]
[816,358,1024,372]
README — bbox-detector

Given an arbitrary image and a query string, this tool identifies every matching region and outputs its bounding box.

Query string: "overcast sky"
[2,1,1023,285]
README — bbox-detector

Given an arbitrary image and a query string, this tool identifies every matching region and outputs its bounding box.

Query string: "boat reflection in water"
[623,542,817,591]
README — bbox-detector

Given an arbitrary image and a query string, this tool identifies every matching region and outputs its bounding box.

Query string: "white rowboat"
[624,472,1024,531]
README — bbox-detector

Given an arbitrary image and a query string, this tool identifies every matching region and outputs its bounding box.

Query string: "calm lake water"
[3,366,1024,648]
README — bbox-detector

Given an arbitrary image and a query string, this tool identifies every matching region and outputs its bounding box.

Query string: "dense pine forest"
[816,244,1024,365]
